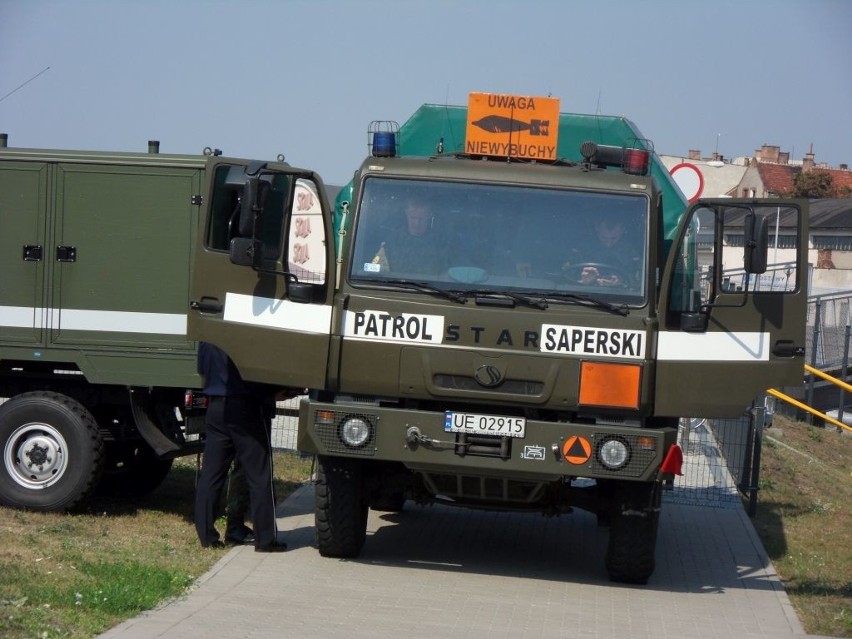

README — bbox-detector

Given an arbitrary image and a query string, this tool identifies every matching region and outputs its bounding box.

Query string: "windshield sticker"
[344,310,445,344]
[541,324,645,359]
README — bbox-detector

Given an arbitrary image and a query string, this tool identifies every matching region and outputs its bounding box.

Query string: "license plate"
[444,411,526,438]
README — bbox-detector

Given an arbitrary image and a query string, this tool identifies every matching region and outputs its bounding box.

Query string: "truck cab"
[189,95,808,583]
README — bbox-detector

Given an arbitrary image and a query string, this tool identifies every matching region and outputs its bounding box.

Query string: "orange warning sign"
[465,92,560,161]
[562,435,592,465]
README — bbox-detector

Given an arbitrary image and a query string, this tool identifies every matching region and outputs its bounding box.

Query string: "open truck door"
[656,199,809,416]
[188,157,334,388]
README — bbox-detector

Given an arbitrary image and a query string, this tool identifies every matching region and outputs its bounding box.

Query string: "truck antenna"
[0,66,51,103]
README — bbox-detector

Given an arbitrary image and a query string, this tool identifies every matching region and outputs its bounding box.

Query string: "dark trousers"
[194,396,277,547]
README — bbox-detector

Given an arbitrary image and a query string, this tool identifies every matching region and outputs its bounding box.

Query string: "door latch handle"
[190,298,223,314]
[773,340,805,357]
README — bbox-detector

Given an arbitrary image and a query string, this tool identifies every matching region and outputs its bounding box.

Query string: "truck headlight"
[598,437,630,470]
[339,416,371,448]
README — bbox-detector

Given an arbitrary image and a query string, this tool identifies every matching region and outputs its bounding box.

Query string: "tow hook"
[405,427,456,450]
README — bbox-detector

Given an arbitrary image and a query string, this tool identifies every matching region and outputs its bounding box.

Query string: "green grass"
[752,414,852,638]
[0,451,313,639]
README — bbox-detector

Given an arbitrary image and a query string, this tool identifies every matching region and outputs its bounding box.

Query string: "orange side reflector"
[578,361,641,409]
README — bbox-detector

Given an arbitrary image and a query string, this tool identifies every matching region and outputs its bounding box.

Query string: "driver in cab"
[373,199,447,274]
[564,212,641,287]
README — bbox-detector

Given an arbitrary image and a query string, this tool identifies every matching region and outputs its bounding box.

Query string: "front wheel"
[314,455,368,558]
[605,482,661,584]
[0,392,104,511]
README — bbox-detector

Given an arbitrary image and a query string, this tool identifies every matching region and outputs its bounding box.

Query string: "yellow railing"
[767,364,852,433]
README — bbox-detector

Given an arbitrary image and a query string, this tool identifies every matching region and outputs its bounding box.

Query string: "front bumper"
[297,399,677,483]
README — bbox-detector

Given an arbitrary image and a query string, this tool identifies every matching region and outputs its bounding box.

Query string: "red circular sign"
[670,162,704,203]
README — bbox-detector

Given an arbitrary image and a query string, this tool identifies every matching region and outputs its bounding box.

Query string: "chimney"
[778,151,789,164]
[755,144,781,163]
[148,140,160,154]
[688,149,701,160]
[0,133,7,148]
[802,143,815,172]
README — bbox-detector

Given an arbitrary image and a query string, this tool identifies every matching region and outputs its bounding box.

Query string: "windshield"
[349,177,648,305]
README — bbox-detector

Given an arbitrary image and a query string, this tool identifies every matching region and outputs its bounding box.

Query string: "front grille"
[313,409,377,457]
[433,374,544,395]
[423,472,546,504]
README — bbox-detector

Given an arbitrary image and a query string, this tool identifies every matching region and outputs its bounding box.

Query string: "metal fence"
[663,289,852,511]
[806,290,852,371]
[271,397,301,450]
[665,411,761,512]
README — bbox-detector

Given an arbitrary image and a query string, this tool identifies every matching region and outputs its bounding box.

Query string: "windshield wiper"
[455,289,549,310]
[366,278,468,304]
[539,291,630,316]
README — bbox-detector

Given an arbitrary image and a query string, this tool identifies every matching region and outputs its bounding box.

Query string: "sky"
[2,0,850,187]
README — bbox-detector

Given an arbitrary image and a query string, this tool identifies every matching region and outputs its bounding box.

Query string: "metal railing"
[666,408,764,514]
[806,289,852,371]
[769,367,852,433]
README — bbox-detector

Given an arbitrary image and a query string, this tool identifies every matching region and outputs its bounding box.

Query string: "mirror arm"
[251,264,300,284]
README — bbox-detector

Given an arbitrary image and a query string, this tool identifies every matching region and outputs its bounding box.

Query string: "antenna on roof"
[0,66,51,103]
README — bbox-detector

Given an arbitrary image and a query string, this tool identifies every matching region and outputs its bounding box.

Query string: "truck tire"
[99,441,174,497]
[0,391,104,511]
[605,482,661,584]
[315,455,368,558]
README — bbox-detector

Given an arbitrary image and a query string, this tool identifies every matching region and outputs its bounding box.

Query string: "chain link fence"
[807,290,852,371]
[665,411,762,512]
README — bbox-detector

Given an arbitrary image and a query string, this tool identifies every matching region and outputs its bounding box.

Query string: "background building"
[661,145,852,295]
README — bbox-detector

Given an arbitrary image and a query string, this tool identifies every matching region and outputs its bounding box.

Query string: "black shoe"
[225,525,255,545]
[202,540,226,549]
[255,541,288,553]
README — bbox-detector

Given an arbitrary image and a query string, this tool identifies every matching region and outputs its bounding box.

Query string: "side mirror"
[240,177,270,237]
[288,281,314,304]
[744,213,769,274]
[229,237,262,267]
[680,312,709,332]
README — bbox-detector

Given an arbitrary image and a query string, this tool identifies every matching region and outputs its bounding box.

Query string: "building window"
[725,234,798,249]
[813,235,852,251]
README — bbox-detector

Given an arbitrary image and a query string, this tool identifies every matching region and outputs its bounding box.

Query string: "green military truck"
[0,135,209,511]
[188,93,807,583]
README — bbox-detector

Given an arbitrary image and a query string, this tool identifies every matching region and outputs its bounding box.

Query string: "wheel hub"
[4,423,68,488]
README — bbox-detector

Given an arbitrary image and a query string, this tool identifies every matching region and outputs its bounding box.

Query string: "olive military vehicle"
[190,92,804,583]
[0,136,209,511]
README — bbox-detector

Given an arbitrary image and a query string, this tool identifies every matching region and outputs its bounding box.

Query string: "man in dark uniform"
[377,200,448,275]
[194,341,287,552]
[564,212,642,288]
